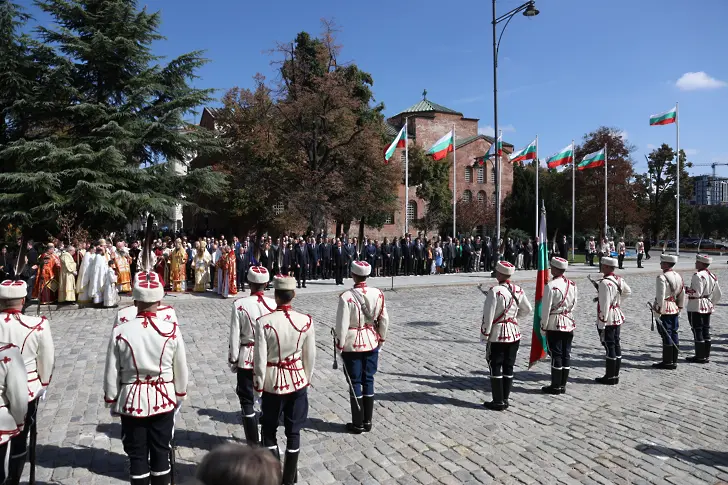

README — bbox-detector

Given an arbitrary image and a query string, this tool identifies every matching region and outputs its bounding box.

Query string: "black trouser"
[488,341,520,377]
[446,257,453,274]
[120,411,175,481]
[7,397,38,481]
[322,259,330,279]
[658,314,679,346]
[618,254,625,269]
[236,271,244,290]
[261,389,308,451]
[236,369,256,418]
[637,253,644,267]
[295,266,306,286]
[546,331,573,369]
[335,265,344,285]
[599,325,621,359]
[688,312,711,342]
[0,442,7,483]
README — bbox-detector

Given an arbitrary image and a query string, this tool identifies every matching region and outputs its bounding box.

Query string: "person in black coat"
[260,242,274,289]
[235,245,246,291]
[294,239,309,288]
[0,246,14,281]
[281,243,294,275]
[401,237,411,276]
[392,239,402,276]
[413,238,424,275]
[462,238,473,273]
[332,239,347,285]
[482,237,491,273]
[557,235,568,260]
[446,237,456,274]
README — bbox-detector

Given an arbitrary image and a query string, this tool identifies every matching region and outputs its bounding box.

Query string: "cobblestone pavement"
[30,263,728,484]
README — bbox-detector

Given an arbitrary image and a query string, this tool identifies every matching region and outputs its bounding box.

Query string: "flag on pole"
[649,106,677,126]
[426,130,454,161]
[546,144,574,169]
[384,125,407,163]
[577,147,606,171]
[496,132,503,156]
[529,205,549,368]
[510,139,537,164]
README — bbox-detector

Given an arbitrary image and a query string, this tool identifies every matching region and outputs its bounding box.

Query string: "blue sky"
[19,0,728,176]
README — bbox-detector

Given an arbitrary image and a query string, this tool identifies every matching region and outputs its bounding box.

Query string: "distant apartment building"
[692,175,728,206]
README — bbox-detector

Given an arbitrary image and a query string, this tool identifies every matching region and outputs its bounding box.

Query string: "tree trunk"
[343,221,351,237]
[335,221,342,238]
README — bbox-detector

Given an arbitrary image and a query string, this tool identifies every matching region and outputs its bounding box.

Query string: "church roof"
[398,99,462,116]
[456,134,513,149]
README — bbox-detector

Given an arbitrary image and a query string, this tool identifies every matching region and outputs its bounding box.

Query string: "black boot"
[362,395,374,432]
[6,453,26,485]
[346,396,364,434]
[614,358,621,385]
[561,367,570,393]
[541,368,563,395]
[265,443,280,461]
[483,377,507,411]
[704,341,712,362]
[672,346,679,368]
[686,341,702,363]
[652,345,675,369]
[503,376,513,408]
[151,472,171,485]
[131,478,150,485]
[282,450,299,485]
[243,414,260,445]
[595,358,616,385]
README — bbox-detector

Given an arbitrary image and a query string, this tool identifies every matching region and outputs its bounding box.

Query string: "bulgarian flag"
[510,139,537,165]
[650,106,677,126]
[577,147,606,171]
[529,205,549,368]
[384,125,407,163]
[546,143,574,169]
[427,130,454,161]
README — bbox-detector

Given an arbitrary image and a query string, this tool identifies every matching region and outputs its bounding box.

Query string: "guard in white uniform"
[686,254,722,363]
[617,237,626,270]
[0,280,55,485]
[651,254,685,370]
[540,257,578,395]
[254,276,315,485]
[115,303,177,327]
[595,257,632,385]
[636,237,645,268]
[228,266,275,444]
[104,272,188,485]
[481,261,531,411]
[334,261,389,433]
[587,237,597,266]
[0,343,29,484]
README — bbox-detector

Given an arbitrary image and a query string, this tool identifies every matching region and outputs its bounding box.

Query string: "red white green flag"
[384,125,406,163]
[577,147,606,171]
[546,143,574,169]
[649,107,677,126]
[529,205,549,368]
[510,139,537,165]
[426,130,454,161]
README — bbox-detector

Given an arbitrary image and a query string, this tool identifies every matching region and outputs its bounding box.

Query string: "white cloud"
[478,124,516,137]
[646,143,657,150]
[684,148,699,156]
[675,71,727,91]
[452,95,486,104]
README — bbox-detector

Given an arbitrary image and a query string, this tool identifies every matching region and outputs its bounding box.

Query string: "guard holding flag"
[333,261,389,433]
[0,279,55,485]
[686,254,722,363]
[595,257,632,385]
[540,257,578,395]
[651,254,685,370]
[104,272,189,485]
[228,266,275,444]
[481,261,531,411]
[254,276,316,485]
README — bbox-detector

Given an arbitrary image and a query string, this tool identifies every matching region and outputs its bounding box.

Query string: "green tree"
[0,0,226,237]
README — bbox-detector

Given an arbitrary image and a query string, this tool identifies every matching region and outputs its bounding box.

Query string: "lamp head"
[523,1,539,17]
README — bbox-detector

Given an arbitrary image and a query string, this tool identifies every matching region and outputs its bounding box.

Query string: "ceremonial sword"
[647,302,680,352]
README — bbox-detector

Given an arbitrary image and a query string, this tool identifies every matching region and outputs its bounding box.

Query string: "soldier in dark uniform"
[294,238,308,289]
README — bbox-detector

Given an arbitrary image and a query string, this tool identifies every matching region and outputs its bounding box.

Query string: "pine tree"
[0,0,226,237]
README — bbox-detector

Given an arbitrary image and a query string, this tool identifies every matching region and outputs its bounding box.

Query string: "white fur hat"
[247,266,270,284]
[351,260,372,277]
[696,254,712,265]
[660,254,678,264]
[601,257,618,267]
[132,272,164,303]
[0,280,27,300]
[550,257,568,270]
[273,275,297,291]
[496,261,515,276]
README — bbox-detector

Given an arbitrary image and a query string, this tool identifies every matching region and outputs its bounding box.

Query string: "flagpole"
[453,125,457,239]
[404,117,409,236]
[571,139,575,262]
[604,143,608,238]
[675,102,680,255]
[535,135,539,239]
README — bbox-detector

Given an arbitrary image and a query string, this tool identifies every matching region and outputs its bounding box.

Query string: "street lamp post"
[493,0,539,258]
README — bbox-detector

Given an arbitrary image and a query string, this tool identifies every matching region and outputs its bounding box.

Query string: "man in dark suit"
[413,238,424,276]
[332,239,346,285]
[260,242,274,289]
[462,238,473,273]
[482,237,492,273]
[445,237,455,274]
[365,239,376,267]
[382,238,391,277]
[294,238,309,288]
[307,237,318,280]
[236,245,246,291]
[345,239,357,279]
[0,245,13,280]
[401,237,411,276]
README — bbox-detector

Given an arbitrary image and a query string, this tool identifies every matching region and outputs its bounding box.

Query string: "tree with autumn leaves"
[212,22,399,236]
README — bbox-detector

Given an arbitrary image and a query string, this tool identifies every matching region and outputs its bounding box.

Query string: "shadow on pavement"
[376,391,483,409]
[97,422,226,453]
[636,444,728,467]
[197,407,240,425]
[304,417,349,434]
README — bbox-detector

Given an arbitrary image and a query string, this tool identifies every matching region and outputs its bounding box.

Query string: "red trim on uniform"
[1,309,22,315]
[354,282,367,289]
[137,311,157,318]
[105,397,118,403]
[175,392,186,397]
[277,305,292,311]
[251,291,264,297]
